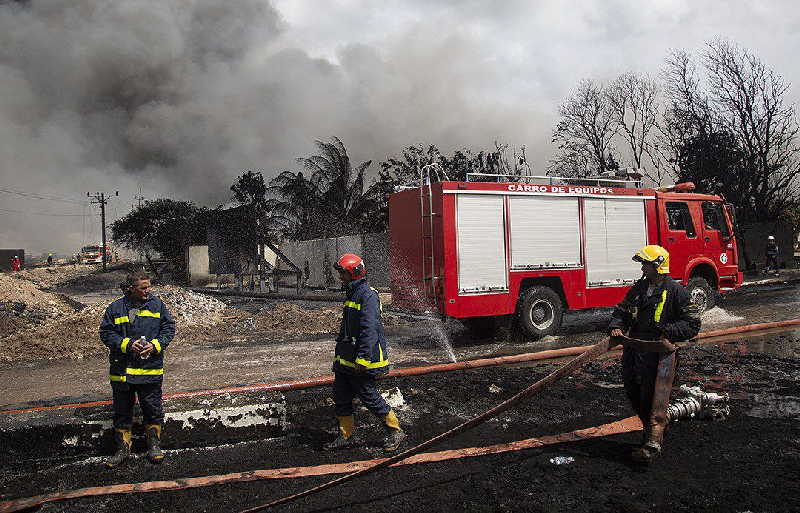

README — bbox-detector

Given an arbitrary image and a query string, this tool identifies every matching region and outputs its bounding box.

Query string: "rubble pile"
[223,302,407,336]
[254,303,341,334]
[155,286,227,327]
[12,264,97,289]
[0,273,77,334]
[0,285,229,362]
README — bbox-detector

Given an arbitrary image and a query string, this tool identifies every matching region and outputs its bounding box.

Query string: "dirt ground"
[1,342,798,512]
[1,267,799,511]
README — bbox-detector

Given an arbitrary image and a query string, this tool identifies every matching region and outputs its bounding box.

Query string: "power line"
[0,187,88,205]
[0,207,92,217]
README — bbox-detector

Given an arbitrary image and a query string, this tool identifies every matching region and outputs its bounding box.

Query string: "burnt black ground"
[2,340,799,512]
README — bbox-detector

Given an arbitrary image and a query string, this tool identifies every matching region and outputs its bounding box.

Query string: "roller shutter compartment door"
[509,196,581,269]
[584,198,647,286]
[457,195,508,293]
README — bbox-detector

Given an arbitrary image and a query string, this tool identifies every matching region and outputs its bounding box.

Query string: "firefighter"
[326,253,406,452]
[608,245,701,463]
[99,271,175,467]
[47,253,53,266]
[765,235,779,275]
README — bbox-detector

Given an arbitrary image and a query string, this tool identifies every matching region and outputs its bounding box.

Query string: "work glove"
[354,362,368,374]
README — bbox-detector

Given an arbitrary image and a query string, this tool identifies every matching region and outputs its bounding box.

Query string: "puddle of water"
[746,393,800,420]
[703,328,800,358]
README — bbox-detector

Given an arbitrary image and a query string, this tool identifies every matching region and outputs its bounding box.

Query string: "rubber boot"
[382,410,406,452]
[325,416,358,450]
[105,428,132,468]
[632,352,675,464]
[145,424,164,464]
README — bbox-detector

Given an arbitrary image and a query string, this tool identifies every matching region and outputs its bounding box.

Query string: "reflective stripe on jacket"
[99,294,175,385]
[333,278,389,377]
[608,276,701,342]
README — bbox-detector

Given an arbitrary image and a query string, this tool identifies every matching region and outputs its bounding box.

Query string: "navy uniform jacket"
[608,276,701,342]
[99,294,175,386]
[333,278,390,378]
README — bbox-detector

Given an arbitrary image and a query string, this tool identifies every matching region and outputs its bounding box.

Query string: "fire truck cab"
[389,174,742,340]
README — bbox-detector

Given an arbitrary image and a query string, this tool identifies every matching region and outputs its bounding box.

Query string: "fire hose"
[2,318,798,416]
[241,334,672,512]
[0,416,642,513]
[0,318,794,510]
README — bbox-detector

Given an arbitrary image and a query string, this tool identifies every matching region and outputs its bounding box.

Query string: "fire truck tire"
[518,286,563,340]
[686,277,715,312]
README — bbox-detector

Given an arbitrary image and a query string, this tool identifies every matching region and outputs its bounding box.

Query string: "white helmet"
[768,235,775,240]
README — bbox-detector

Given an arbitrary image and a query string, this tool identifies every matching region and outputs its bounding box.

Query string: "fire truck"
[78,244,112,265]
[388,172,742,340]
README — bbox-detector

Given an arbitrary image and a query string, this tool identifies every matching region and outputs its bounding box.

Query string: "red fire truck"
[389,173,742,339]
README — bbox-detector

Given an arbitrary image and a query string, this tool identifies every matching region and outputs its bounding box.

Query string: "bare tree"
[608,72,665,183]
[550,79,619,176]
[655,51,707,184]
[702,39,800,220]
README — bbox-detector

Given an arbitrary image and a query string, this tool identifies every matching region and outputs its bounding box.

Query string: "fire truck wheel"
[686,277,715,312]
[518,286,563,340]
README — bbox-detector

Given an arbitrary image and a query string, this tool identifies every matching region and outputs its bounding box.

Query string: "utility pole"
[88,191,118,272]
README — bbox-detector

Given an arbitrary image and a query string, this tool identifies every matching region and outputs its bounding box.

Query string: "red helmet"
[334,253,366,280]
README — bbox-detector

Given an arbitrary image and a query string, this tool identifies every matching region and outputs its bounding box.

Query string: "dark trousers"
[765,255,779,271]
[112,382,164,429]
[621,349,679,424]
[333,372,390,417]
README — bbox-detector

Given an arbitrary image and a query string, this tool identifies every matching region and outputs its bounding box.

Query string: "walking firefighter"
[326,253,407,452]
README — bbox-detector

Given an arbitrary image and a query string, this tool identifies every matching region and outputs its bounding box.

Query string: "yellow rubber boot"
[382,410,406,452]
[337,416,354,439]
[325,416,356,450]
[144,424,164,464]
[105,428,132,468]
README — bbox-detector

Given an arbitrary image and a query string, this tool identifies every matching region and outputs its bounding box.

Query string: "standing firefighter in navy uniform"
[100,271,175,467]
[326,253,406,452]
[608,245,701,463]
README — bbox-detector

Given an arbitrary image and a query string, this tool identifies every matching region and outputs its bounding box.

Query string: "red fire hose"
[0,318,797,511]
[0,416,641,513]
[5,317,798,416]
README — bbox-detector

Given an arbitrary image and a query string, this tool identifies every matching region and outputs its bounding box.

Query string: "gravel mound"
[0,287,228,363]
[12,264,97,289]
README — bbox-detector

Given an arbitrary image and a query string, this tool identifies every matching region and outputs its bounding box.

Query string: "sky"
[1,0,799,255]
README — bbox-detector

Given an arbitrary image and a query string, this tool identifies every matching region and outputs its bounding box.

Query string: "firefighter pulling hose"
[609,245,701,463]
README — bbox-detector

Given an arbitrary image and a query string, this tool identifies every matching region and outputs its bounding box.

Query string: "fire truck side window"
[702,202,731,237]
[666,202,696,237]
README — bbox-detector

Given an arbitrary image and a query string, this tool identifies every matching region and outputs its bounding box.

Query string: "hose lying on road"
[239,337,614,512]
[3,317,799,416]
[0,416,641,513]
[2,317,797,511]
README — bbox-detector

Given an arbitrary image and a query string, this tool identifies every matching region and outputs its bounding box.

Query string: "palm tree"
[268,170,323,239]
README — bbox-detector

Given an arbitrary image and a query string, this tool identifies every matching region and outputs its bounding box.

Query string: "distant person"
[99,271,175,467]
[608,245,701,463]
[10,255,21,272]
[47,253,53,266]
[326,253,406,452]
[765,235,779,274]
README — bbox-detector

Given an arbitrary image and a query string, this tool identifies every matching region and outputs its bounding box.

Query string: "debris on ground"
[0,286,228,362]
[11,264,99,290]
[0,274,78,338]
[702,306,745,324]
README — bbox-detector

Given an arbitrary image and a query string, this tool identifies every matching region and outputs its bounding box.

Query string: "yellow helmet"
[633,245,670,274]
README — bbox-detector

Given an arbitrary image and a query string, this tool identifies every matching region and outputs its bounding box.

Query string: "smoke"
[0,0,795,253]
